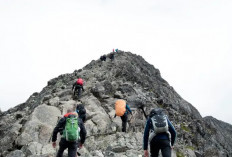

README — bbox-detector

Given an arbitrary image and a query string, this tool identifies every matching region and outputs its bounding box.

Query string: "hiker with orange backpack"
[114,99,132,132]
[72,78,84,100]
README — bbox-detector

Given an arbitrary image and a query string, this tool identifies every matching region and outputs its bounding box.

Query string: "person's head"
[67,108,73,113]
[76,104,84,113]
[157,99,164,105]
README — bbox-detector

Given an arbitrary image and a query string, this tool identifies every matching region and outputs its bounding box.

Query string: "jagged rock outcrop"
[0,51,231,157]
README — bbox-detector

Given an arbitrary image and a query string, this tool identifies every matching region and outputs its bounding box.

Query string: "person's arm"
[72,83,75,90]
[82,86,84,92]
[79,119,87,145]
[126,104,132,114]
[167,118,176,146]
[52,117,66,142]
[143,118,151,150]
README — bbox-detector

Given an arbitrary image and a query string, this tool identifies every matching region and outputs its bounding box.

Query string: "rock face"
[0,51,231,157]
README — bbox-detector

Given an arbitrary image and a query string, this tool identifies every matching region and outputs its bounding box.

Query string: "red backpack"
[76,78,83,86]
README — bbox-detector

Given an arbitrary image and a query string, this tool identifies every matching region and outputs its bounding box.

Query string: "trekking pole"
[129,114,134,122]
[77,151,81,156]
[139,106,148,119]
[76,147,81,156]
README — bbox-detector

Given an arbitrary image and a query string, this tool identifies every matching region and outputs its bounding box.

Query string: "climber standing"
[52,108,86,157]
[76,104,86,123]
[72,78,84,100]
[109,52,115,61]
[143,108,176,157]
[100,55,106,61]
[114,99,132,132]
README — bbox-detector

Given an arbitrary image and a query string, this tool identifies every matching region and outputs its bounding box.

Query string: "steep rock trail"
[0,51,232,157]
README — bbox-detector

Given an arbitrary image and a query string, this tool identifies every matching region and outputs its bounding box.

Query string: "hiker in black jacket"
[76,104,86,123]
[143,108,176,157]
[109,53,115,61]
[52,109,87,157]
[100,55,106,61]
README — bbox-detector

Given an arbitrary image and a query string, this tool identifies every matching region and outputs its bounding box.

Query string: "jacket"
[72,83,84,91]
[125,104,132,115]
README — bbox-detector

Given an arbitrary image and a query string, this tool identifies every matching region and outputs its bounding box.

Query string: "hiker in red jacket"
[72,78,84,100]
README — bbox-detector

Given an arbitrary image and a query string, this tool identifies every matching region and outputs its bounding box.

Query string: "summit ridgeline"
[0,51,231,157]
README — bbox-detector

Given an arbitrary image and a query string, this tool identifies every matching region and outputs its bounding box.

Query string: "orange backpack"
[115,99,126,116]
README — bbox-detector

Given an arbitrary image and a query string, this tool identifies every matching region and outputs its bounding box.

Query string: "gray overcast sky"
[0,0,231,124]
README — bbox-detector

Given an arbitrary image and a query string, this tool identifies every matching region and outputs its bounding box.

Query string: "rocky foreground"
[0,51,232,157]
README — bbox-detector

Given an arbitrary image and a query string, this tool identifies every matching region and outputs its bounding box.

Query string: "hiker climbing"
[72,78,84,100]
[52,108,87,157]
[76,104,86,123]
[115,48,118,53]
[143,108,176,157]
[100,55,106,61]
[114,99,132,132]
[109,53,115,61]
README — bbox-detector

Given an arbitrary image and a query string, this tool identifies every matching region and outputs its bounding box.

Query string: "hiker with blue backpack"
[143,108,176,157]
[52,108,86,157]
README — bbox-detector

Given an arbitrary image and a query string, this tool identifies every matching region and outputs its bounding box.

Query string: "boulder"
[6,150,25,157]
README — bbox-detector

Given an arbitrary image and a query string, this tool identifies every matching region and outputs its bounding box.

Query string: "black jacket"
[72,83,84,91]
[52,114,87,144]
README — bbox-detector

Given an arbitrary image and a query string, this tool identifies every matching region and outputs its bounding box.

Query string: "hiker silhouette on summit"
[114,99,132,132]
[100,55,106,61]
[143,108,176,157]
[52,108,86,157]
[72,78,84,100]
[109,53,115,61]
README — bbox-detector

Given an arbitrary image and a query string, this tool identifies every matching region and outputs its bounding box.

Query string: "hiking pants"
[74,87,82,99]
[56,138,78,157]
[150,139,171,157]
[121,114,128,132]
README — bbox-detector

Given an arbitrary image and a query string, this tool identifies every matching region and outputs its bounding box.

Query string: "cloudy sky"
[0,0,231,124]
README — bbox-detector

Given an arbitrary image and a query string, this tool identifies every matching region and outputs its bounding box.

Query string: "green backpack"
[63,116,80,142]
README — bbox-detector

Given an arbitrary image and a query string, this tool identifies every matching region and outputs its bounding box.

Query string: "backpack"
[63,114,80,142]
[115,99,126,116]
[149,108,170,142]
[76,78,83,86]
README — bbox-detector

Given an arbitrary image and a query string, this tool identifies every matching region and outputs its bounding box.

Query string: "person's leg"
[160,139,171,157]
[77,87,82,99]
[67,141,78,157]
[56,138,68,157]
[150,138,160,157]
[121,114,128,132]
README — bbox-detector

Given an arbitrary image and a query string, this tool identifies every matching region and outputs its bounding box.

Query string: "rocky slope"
[0,51,231,157]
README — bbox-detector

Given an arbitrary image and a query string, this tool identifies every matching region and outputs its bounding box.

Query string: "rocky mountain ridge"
[0,51,231,157]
